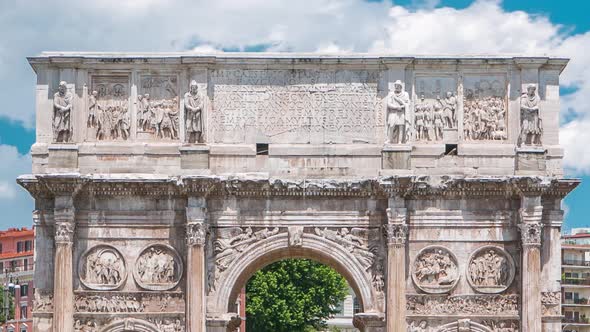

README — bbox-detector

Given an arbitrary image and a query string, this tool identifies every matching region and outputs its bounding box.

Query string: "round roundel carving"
[411,246,460,294]
[79,245,127,291]
[134,244,183,291]
[467,246,515,294]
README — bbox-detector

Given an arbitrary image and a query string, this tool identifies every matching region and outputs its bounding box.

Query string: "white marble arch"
[98,318,160,332]
[207,231,383,317]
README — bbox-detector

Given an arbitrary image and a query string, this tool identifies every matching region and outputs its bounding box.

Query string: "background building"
[562,228,590,332]
[0,227,34,332]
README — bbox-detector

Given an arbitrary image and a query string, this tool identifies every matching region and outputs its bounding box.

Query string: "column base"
[353,312,385,332]
[206,313,241,332]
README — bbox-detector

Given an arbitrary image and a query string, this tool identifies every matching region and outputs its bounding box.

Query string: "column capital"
[384,223,408,247]
[518,222,542,247]
[186,221,208,247]
[54,207,75,244]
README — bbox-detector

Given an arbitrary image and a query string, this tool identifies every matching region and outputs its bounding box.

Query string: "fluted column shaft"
[186,197,208,332]
[53,206,75,332]
[519,197,543,332]
[385,197,408,332]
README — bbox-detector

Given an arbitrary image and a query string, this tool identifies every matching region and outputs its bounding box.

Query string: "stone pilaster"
[186,197,208,332]
[385,197,408,332]
[53,205,75,332]
[518,197,543,332]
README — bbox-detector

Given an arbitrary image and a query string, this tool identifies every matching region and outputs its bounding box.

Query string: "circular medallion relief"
[134,244,183,291]
[411,246,459,294]
[79,245,127,290]
[467,246,515,294]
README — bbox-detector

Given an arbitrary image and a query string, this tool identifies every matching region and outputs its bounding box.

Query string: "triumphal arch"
[21,53,578,332]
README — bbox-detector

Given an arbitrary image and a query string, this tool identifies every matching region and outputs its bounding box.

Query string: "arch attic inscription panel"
[21,53,578,332]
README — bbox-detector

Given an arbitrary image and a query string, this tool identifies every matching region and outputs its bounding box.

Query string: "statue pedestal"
[382,145,411,170]
[516,146,546,173]
[180,145,210,169]
[48,144,79,169]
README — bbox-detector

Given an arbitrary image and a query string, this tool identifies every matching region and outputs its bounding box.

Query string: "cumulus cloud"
[0,0,589,172]
[0,145,32,228]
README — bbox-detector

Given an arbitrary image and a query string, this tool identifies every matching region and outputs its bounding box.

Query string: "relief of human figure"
[386,80,410,144]
[184,80,203,143]
[53,81,73,142]
[88,90,99,128]
[432,96,444,141]
[519,84,542,146]
[442,91,456,128]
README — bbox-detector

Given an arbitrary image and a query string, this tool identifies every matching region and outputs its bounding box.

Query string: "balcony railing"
[564,317,590,324]
[564,298,590,305]
[563,277,590,285]
[563,259,590,266]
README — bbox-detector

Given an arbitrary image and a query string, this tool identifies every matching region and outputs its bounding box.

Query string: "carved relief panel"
[414,76,458,142]
[87,75,130,141]
[466,246,515,294]
[210,69,382,144]
[134,244,183,291]
[411,246,459,294]
[463,75,508,141]
[78,245,127,291]
[137,75,180,140]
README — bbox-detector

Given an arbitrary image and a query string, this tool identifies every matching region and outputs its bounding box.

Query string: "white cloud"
[0,145,32,228]
[560,116,590,175]
[0,0,589,172]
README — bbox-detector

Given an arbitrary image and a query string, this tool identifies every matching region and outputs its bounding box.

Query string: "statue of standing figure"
[386,80,410,144]
[184,80,203,143]
[53,81,73,142]
[519,84,542,146]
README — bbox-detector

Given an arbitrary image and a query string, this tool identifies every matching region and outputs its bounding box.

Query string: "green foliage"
[246,259,349,332]
[0,286,15,324]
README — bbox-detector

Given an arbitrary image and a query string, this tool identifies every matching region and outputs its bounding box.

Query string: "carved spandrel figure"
[184,80,203,143]
[53,81,73,142]
[386,80,410,144]
[519,84,542,146]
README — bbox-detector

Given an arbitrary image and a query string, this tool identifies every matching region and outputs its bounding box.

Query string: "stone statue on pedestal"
[386,80,410,144]
[53,81,73,142]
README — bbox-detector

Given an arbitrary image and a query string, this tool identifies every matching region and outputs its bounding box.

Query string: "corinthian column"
[186,197,208,332]
[519,197,543,332]
[385,197,408,332]
[53,205,75,332]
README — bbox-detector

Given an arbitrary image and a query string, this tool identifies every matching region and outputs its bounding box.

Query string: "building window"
[0,261,3,271]
[20,328,27,332]
[0,243,2,254]
[25,240,32,252]
[353,297,361,314]
[20,284,28,297]
[23,259,28,271]
[16,241,23,253]
[20,304,27,319]
[10,260,17,271]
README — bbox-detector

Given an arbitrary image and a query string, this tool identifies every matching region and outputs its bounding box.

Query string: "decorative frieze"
[406,294,519,316]
[74,292,185,313]
[414,76,457,142]
[541,291,561,316]
[33,289,53,312]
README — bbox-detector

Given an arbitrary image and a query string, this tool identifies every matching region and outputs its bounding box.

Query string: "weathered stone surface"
[20,53,579,332]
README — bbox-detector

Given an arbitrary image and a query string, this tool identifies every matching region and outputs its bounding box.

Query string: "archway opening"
[239,258,360,332]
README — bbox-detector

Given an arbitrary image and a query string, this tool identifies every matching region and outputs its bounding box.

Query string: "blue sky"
[0,0,588,231]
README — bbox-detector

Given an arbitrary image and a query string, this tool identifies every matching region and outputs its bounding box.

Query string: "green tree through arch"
[246,259,349,332]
